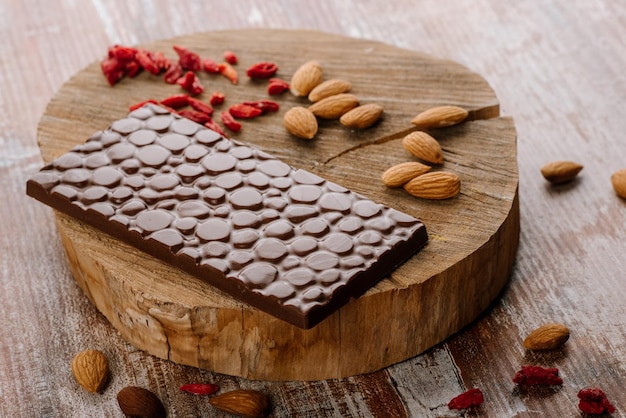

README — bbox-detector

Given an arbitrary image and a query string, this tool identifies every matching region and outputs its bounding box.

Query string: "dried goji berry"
[124,60,142,78]
[100,57,126,86]
[223,50,238,65]
[180,383,220,396]
[205,119,226,136]
[160,94,190,109]
[512,365,563,386]
[228,103,263,119]
[129,99,158,111]
[164,63,184,84]
[173,45,201,71]
[108,44,137,62]
[577,388,616,415]
[188,97,214,116]
[267,78,290,95]
[135,49,159,75]
[177,71,204,96]
[178,109,212,125]
[209,91,225,106]
[152,51,171,72]
[447,388,484,410]
[203,58,220,74]
[246,62,278,79]
[220,111,241,132]
[218,62,238,84]
[243,100,279,114]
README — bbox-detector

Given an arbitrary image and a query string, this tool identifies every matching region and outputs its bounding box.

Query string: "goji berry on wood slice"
[152,51,171,72]
[223,50,238,65]
[203,58,220,74]
[179,383,220,396]
[243,100,279,114]
[178,109,212,125]
[228,103,263,119]
[135,49,159,75]
[267,78,290,95]
[160,94,190,109]
[209,91,225,106]
[218,62,238,84]
[512,365,563,386]
[177,71,204,96]
[129,99,158,111]
[107,44,138,62]
[124,60,142,78]
[101,57,126,86]
[204,119,226,136]
[173,45,202,72]
[164,63,184,84]
[577,388,616,415]
[447,388,484,410]
[220,111,242,133]
[188,97,214,116]
[247,62,279,79]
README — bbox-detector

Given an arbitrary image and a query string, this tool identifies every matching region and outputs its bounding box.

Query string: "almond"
[610,168,626,198]
[308,93,359,119]
[411,105,468,129]
[340,103,384,129]
[290,60,323,97]
[382,162,431,187]
[283,106,318,139]
[117,386,166,418]
[209,389,270,418]
[523,323,570,350]
[70,349,110,393]
[308,79,352,102]
[402,131,444,164]
[403,171,461,199]
[540,161,583,184]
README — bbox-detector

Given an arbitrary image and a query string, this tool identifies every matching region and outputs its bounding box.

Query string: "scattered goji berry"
[447,388,484,410]
[188,97,214,116]
[164,63,184,84]
[267,78,290,95]
[152,51,171,72]
[202,58,220,74]
[218,62,238,84]
[173,45,202,71]
[160,94,190,109]
[100,57,126,86]
[124,60,142,78]
[177,71,204,96]
[209,91,225,106]
[220,111,241,132]
[228,103,263,119]
[180,383,220,396]
[223,50,238,65]
[578,388,616,415]
[243,100,279,114]
[107,44,138,62]
[129,99,158,111]
[135,49,160,75]
[178,109,212,125]
[512,365,563,386]
[246,61,278,79]
[204,119,226,136]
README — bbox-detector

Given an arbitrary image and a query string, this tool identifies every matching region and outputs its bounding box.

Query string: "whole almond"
[540,161,583,184]
[308,79,352,102]
[523,323,570,350]
[117,386,166,418]
[610,168,626,198]
[404,171,461,199]
[209,389,270,418]
[290,60,323,97]
[284,107,318,139]
[382,162,431,187]
[340,103,384,129]
[308,93,359,119]
[402,131,444,164]
[71,349,110,393]
[411,105,468,129]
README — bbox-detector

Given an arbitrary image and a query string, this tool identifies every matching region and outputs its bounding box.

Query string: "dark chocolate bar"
[27,104,428,328]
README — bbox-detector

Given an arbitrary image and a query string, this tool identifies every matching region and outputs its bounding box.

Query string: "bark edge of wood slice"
[37,29,519,381]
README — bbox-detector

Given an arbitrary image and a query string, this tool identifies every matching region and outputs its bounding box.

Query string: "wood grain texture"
[38,29,518,380]
[2,0,625,416]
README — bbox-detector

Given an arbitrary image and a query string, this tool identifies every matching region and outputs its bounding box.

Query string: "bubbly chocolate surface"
[27,104,428,328]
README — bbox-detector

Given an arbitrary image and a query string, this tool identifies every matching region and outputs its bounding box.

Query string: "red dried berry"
[578,388,616,415]
[218,62,238,84]
[188,97,214,116]
[447,388,484,410]
[179,383,220,396]
[246,62,278,79]
[124,60,142,78]
[135,49,159,75]
[152,51,171,72]
[267,78,290,95]
[100,57,126,86]
[177,71,204,96]
[220,111,241,132]
[209,91,225,106]
[223,50,238,65]
[129,99,158,111]
[160,94,190,109]
[512,365,563,386]
[243,100,279,114]
[178,109,212,125]
[108,45,137,62]
[228,103,263,119]
[164,63,184,84]
[204,119,226,136]
[173,45,201,72]
[202,58,220,74]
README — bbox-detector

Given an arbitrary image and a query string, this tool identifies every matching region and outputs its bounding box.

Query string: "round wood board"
[37,29,519,381]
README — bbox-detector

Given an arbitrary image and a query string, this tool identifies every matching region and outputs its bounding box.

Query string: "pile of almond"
[283,60,384,139]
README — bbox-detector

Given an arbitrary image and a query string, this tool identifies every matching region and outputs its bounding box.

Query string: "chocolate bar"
[27,104,428,328]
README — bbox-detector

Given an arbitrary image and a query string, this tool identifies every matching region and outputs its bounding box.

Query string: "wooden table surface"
[2,1,624,417]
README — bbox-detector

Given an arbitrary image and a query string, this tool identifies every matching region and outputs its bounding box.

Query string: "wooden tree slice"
[37,29,518,381]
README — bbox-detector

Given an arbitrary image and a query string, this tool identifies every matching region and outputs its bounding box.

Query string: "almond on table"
[540,161,583,184]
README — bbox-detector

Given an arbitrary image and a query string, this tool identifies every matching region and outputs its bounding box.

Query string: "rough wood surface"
[38,29,518,381]
[2,0,625,417]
